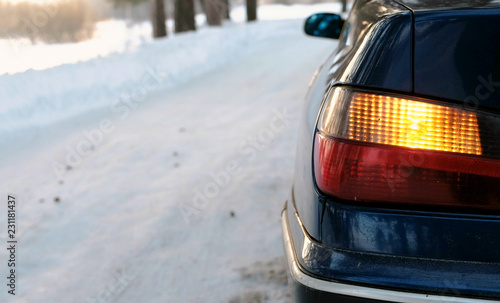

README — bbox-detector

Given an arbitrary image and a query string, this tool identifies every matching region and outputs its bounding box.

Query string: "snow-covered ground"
[0,4,338,303]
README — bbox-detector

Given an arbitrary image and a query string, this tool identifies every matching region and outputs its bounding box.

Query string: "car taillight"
[314,86,500,210]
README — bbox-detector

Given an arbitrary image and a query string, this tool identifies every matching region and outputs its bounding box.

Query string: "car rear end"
[283,0,500,302]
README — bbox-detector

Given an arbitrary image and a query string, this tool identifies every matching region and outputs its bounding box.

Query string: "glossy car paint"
[288,0,500,300]
[327,1,412,91]
[413,9,500,110]
[293,0,413,241]
[286,201,500,298]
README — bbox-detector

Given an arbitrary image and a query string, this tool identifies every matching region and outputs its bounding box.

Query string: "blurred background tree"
[175,0,196,32]
[151,0,167,37]
[0,0,97,43]
[0,0,349,43]
[246,0,257,21]
[205,0,222,25]
[110,0,148,20]
[222,0,230,19]
[109,0,166,38]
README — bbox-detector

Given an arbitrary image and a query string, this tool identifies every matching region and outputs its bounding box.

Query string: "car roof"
[396,0,500,11]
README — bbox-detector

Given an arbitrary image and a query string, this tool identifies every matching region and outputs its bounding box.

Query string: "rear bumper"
[281,201,499,303]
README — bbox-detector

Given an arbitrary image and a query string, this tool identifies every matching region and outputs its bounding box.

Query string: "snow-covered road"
[0,18,336,303]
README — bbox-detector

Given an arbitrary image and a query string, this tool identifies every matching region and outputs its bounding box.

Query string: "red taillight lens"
[315,87,500,210]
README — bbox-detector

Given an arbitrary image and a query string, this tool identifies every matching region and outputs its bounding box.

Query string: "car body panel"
[328,0,412,91]
[286,0,500,301]
[413,9,500,111]
[321,199,500,262]
[398,0,500,11]
[294,0,413,240]
[285,201,500,299]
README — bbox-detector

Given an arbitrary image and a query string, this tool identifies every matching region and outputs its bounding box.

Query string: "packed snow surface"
[0,4,339,303]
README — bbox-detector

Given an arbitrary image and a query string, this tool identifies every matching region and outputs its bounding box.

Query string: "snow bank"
[0,3,341,146]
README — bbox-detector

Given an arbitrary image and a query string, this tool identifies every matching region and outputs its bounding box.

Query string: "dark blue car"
[282,0,500,302]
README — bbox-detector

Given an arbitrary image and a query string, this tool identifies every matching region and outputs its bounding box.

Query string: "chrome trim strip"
[281,206,497,303]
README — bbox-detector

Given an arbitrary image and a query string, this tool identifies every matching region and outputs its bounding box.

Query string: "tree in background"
[110,0,165,38]
[246,0,257,22]
[175,0,196,33]
[204,0,222,26]
[0,0,97,43]
[151,0,167,37]
[341,0,347,12]
[112,0,147,20]
[199,0,230,25]
[221,0,230,20]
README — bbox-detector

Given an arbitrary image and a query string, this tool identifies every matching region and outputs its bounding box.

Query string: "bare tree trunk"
[199,0,206,16]
[175,0,196,33]
[205,0,221,26]
[246,0,257,22]
[125,2,133,27]
[151,0,167,38]
[126,2,132,21]
[341,0,347,12]
[222,0,230,20]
